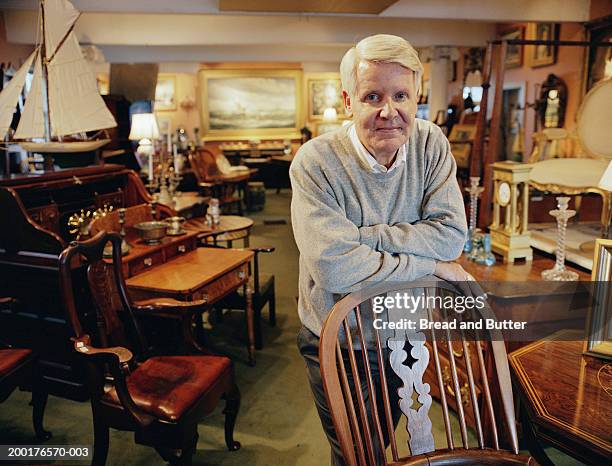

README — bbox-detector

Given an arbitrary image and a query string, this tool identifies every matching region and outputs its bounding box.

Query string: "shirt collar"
[348,124,406,173]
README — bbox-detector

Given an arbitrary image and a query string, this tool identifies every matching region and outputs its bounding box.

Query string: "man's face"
[343,61,417,163]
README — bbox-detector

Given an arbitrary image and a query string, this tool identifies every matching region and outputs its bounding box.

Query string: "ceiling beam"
[219,0,398,15]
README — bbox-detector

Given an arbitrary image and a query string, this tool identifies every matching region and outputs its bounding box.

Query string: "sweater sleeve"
[290,148,436,295]
[358,128,467,260]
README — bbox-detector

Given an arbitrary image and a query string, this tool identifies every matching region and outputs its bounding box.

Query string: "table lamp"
[129,113,160,182]
[598,161,612,239]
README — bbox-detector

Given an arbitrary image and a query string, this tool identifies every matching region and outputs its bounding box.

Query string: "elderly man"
[290,34,469,464]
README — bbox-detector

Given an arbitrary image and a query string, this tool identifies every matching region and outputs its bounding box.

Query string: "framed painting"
[527,23,559,68]
[584,239,612,359]
[450,142,471,169]
[500,27,523,69]
[155,74,177,111]
[198,69,303,141]
[305,72,347,121]
[449,124,477,142]
[96,73,109,95]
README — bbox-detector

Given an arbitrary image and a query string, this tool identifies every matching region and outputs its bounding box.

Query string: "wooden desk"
[509,331,612,465]
[126,247,257,365]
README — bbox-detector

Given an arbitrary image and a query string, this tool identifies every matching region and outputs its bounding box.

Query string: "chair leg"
[268,285,276,327]
[223,384,241,452]
[31,389,51,441]
[92,416,110,466]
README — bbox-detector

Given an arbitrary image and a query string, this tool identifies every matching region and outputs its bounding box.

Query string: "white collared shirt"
[348,124,406,173]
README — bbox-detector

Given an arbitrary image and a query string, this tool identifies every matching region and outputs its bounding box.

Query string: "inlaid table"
[509,330,612,465]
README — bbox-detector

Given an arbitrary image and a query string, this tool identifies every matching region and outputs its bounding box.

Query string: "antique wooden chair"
[189,149,253,215]
[0,298,51,441]
[59,232,241,466]
[319,280,536,466]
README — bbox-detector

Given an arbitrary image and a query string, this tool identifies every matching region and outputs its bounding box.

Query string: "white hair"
[340,34,423,98]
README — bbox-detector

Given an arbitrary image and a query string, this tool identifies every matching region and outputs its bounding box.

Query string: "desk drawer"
[192,263,248,304]
[128,250,164,276]
[165,237,196,260]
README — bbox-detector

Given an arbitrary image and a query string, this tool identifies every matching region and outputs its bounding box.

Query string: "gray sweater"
[290,119,467,336]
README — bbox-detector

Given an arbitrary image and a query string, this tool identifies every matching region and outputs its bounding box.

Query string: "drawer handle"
[143,258,153,267]
[238,271,246,280]
[48,212,56,219]
[442,366,471,406]
[178,245,186,253]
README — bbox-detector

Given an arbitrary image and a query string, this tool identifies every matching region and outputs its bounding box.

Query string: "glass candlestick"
[464,177,484,253]
[541,197,579,281]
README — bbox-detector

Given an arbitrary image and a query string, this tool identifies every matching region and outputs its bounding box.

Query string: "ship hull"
[19,139,110,153]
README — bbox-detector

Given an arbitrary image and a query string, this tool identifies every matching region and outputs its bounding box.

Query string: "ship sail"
[0,49,38,140]
[47,31,116,137]
[15,52,46,139]
[43,0,79,59]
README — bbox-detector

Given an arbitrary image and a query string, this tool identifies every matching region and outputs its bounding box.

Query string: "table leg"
[245,283,256,366]
[519,402,554,466]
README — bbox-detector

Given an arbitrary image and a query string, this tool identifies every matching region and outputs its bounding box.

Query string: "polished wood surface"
[126,248,253,295]
[457,253,590,283]
[509,330,612,465]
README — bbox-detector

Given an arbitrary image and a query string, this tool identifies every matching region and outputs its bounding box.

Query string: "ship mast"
[40,0,52,142]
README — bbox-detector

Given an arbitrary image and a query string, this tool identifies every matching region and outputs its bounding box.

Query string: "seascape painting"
[208,77,296,130]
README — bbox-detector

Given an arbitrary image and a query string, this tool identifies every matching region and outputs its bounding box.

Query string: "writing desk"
[126,247,256,365]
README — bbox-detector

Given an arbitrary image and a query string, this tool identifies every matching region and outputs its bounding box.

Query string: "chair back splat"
[319,279,531,466]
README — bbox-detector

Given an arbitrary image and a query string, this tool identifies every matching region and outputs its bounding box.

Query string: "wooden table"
[126,247,257,365]
[509,330,612,465]
[186,215,254,247]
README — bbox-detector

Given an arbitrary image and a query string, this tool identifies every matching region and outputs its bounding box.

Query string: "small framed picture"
[449,124,477,142]
[500,27,524,69]
[584,239,612,359]
[450,142,471,169]
[155,74,177,111]
[527,23,559,68]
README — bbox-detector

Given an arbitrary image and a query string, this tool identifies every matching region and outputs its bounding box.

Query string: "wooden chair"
[217,246,276,349]
[319,279,536,466]
[189,149,253,215]
[0,298,51,441]
[59,232,241,466]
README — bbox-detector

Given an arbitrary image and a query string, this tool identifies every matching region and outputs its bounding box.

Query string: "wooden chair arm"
[132,297,208,317]
[71,335,154,428]
[72,335,133,365]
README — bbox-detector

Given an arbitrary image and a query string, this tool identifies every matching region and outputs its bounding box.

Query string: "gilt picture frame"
[305,72,348,121]
[527,23,559,68]
[198,68,303,141]
[584,239,612,359]
[501,27,524,69]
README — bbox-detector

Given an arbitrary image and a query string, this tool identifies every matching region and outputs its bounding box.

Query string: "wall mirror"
[537,73,567,129]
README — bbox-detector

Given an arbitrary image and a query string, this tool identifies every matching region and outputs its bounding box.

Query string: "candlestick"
[148,153,153,183]
[464,177,484,253]
[541,197,579,281]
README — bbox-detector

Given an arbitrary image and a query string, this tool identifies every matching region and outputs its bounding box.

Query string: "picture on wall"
[199,69,303,140]
[500,27,523,68]
[155,74,176,111]
[305,73,347,121]
[527,23,559,68]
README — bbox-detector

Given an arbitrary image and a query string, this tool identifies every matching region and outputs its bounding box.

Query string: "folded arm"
[290,158,436,295]
[359,134,467,260]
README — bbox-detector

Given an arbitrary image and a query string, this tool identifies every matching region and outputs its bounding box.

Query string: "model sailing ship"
[0,0,116,153]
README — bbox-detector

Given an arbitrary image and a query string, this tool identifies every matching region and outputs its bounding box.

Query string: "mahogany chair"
[319,279,537,466]
[189,149,253,215]
[0,298,51,441]
[59,232,241,466]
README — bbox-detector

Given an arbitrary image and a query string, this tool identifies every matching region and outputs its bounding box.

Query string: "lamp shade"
[599,161,612,192]
[323,107,338,122]
[129,113,160,140]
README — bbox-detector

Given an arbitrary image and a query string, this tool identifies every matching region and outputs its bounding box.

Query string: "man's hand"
[434,262,473,281]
